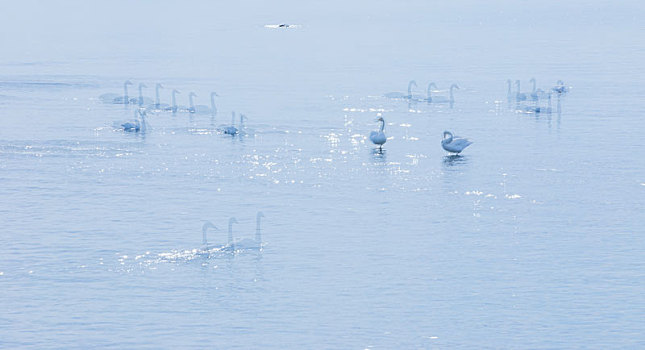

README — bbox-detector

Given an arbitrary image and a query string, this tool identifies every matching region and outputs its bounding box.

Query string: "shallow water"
[1,1,644,348]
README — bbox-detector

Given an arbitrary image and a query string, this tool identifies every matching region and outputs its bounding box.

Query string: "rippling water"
[1,1,644,348]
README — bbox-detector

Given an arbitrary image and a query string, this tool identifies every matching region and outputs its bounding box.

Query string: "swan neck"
[255,216,262,242]
[379,119,384,132]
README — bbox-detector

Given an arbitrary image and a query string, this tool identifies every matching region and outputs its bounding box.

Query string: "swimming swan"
[426,83,459,104]
[231,212,265,250]
[100,80,136,104]
[122,109,147,132]
[384,80,417,99]
[163,89,181,112]
[369,116,387,152]
[223,112,239,135]
[193,92,218,115]
[201,221,219,249]
[515,80,527,101]
[441,131,472,154]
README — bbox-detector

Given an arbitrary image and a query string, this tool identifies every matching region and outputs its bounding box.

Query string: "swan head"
[138,108,147,117]
[189,92,197,97]
[202,221,218,232]
[443,130,453,139]
[139,83,147,89]
[229,217,238,225]
[428,82,438,91]
[529,78,535,84]
[376,116,384,122]
[257,211,265,219]
[409,80,417,88]
[156,83,163,89]
[210,92,219,98]
[450,84,460,90]
[125,80,133,86]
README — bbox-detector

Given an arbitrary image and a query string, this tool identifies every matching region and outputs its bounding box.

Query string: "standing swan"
[441,131,472,154]
[369,116,387,152]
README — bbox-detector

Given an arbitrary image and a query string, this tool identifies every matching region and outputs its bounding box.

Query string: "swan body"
[441,131,472,154]
[369,116,387,151]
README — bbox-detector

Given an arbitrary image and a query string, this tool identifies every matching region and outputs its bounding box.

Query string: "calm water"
[1,1,644,348]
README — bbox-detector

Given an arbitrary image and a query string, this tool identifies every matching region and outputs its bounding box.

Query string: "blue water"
[1,1,644,348]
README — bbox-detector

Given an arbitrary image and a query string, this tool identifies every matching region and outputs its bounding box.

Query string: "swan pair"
[122,109,148,133]
[385,80,460,104]
[187,91,218,115]
[202,212,265,252]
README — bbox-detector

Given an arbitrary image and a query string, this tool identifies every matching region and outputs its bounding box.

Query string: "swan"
[515,80,527,101]
[369,116,387,152]
[152,83,169,109]
[163,89,181,112]
[223,112,239,135]
[100,80,137,104]
[225,217,238,252]
[441,131,472,154]
[121,109,147,132]
[552,80,569,94]
[187,92,197,113]
[201,221,219,249]
[427,83,459,104]
[231,212,265,250]
[137,83,146,106]
[384,80,417,99]
[193,92,218,115]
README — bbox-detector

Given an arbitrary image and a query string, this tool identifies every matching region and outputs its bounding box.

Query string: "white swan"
[441,131,472,154]
[121,109,147,132]
[193,92,218,115]
[515,80,527,101]
[384,80,417,99]
[223,112,239,135]
[163,89,181,112]
[225,217,238,251]
[100,80,136,104]
[187,92,197,113]
[153,83,169,109]
[201,221,219,249]
[426,83,459,104]
[369,116,387,152]
[231,212,264,250]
